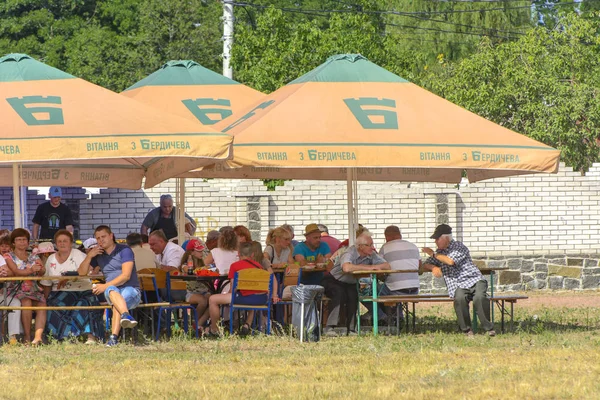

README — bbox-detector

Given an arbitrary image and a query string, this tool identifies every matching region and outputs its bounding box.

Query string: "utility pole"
[223,0,234,79]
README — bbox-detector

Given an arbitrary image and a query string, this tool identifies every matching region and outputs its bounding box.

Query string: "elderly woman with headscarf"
[40,229,103,344]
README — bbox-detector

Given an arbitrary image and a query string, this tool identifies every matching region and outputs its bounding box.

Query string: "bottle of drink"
[187,255,194,275]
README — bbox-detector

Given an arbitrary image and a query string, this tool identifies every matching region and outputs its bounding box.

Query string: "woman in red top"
[205,241,276,337]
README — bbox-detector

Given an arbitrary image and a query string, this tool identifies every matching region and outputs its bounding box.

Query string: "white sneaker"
[347,330,359,337]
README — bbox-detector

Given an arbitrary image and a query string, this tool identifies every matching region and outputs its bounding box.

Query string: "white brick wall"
[2,162,600,257]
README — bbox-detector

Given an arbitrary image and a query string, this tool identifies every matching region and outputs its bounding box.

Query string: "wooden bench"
[0,302,170,312]
[365,293,528,334]
[0,302,170,343]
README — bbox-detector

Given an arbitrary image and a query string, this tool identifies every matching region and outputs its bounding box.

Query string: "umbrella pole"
[177,178,186,244]
[12,163,22,229]
[346,168,357,247]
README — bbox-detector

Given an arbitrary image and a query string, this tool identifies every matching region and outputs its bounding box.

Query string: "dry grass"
[1,291,600,399]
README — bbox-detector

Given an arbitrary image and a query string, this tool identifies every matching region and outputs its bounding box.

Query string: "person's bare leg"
[245,310,255,327]
[20,298,32,343]
[108,291,129,315]
[32,307,46,344]
[108,291,131,336]
[187,293,209,330]
[111,307,122,336]
[195,294,210,327]
[208,294,230,332]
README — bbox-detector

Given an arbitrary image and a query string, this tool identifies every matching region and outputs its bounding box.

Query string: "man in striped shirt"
[367,226,421,323]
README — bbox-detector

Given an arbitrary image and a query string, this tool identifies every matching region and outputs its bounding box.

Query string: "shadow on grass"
[403,315,600,335]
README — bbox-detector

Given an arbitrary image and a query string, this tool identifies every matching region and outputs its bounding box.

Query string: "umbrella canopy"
[0,54,232,189]
[120,59,265,244]
[189,54,559,184]
[121,60,264,125]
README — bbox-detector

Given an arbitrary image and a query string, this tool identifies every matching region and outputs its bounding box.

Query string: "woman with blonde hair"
[264,227,294,269]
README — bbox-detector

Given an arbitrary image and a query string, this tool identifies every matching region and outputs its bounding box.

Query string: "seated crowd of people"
[0,188,496,345]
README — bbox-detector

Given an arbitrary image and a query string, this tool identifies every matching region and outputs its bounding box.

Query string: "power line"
[231,1,590,16]
[393,12,528,35]
[385,21,519,39]
[232,1,529,40]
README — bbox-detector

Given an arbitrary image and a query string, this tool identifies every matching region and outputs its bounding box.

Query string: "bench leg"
[490,271,495,324]
[501,300,505,333]
[510,301,514,332]
[395,304,400,336]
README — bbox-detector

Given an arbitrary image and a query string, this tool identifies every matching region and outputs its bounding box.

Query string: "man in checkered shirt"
[422,224,496,337]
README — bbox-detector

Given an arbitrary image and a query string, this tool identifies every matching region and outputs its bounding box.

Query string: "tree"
[423,13,600,172]
[231,5,392,93]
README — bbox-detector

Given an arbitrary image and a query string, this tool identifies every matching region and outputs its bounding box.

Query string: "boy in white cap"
[32,186,74,241]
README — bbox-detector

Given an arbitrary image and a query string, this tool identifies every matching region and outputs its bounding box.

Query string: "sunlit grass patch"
[1,292,599,399]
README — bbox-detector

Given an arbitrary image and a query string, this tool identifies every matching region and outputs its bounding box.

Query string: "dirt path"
[418,290,600,310]
[515,291,600,309]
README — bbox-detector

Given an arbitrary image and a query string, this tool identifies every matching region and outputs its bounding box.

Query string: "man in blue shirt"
[80,225,141,347]
[293,223,331,285]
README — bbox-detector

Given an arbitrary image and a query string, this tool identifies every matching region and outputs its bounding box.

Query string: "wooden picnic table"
[140,273,230,294]
[351,269,419,336]
[0,274,105,282]
[0,274,106,344]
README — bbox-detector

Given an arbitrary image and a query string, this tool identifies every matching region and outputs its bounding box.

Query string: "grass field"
[1,291,600,399]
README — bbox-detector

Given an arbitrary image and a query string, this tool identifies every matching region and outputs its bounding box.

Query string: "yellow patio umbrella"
[0,54,232,188]
[120,59,265,242]
[208,54,559,181]
[182,54,560,240]
[0,53,232,226]
[121,60,264,124]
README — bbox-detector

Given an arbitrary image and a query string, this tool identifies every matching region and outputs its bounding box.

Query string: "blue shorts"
[234,292,268,305]
[104,286,141,310]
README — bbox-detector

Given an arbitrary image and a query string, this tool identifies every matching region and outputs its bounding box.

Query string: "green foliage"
[0,0,224,91]
[231,5,392,93]
[423,13,600,172]
[0,1,598,176]
[261,178,289,191]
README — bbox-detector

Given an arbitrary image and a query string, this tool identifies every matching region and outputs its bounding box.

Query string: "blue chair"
[143,268,199,341]
[229,268,274,335]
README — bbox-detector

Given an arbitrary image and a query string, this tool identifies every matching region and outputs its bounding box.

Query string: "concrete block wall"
[1,162,599,257]
[0,187,87,239]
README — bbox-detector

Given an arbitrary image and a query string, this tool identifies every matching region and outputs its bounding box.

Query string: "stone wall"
[419,254,600,293]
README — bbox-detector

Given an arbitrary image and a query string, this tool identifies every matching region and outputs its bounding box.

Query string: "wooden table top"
[351,269,418,276]
[0,274,104,282]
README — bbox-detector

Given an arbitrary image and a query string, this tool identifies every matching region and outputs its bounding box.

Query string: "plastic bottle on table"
[187,255,194,275]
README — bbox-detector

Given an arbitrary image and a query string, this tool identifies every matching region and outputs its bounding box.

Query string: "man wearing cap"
[205,230,220,251]
[422,224,495,337]
[32,186,74,241]
[318,224,341,254]
[140,194,196,240]
[322,232,390,336]
[126,233,159,271]
[293,223,332,285]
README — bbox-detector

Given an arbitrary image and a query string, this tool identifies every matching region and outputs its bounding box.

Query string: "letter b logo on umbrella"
[6,95,64,125]
[343,97,398,129]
